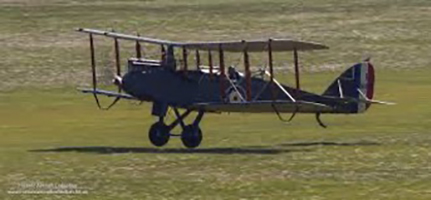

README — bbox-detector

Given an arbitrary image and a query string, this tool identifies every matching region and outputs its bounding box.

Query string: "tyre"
[148,122,170,147]
[181,125,202,148]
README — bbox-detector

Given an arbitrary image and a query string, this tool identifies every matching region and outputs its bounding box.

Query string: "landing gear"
[148,122,170,147]
[181,125,202,148]
[148,106,205,148]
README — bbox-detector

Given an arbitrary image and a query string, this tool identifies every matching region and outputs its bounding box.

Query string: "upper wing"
[77,28,181,46]
[77,28,328,52]
[181,39,328,52]
[188,100,333,113]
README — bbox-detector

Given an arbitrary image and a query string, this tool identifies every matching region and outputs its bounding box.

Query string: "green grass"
[1,69,431,199]
[1,0,431,199]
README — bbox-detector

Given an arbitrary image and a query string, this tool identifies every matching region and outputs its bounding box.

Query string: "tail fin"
[323,62,375,113]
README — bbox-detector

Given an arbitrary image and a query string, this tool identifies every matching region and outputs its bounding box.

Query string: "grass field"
[1,0,431,199]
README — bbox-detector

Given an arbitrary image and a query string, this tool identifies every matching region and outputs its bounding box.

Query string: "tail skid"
[315,113,327,128]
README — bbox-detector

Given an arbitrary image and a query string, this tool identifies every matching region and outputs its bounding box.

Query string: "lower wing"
[189,100,333,113]
[78,88,136,100]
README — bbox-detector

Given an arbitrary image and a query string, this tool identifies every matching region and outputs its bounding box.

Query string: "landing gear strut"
[148,107,205,148]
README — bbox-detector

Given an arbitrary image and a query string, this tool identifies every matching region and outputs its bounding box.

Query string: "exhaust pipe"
[113,75,122,87]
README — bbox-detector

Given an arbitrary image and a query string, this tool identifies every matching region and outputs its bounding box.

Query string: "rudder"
[322,62,375,113]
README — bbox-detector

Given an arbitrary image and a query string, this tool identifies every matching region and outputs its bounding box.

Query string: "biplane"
[77,28,393,148]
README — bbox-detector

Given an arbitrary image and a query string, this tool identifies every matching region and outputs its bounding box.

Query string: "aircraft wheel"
[181,125,202,148]
[148,122,170,147]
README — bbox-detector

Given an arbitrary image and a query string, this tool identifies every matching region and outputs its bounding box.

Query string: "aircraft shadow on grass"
[279,141,381,147]
[29,141,380,155]
[29,146,311,155]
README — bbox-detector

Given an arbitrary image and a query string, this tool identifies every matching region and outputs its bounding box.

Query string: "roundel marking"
[225,85,245,103]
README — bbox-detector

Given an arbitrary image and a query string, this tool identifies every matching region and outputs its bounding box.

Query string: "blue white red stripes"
[357,62,375,112]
